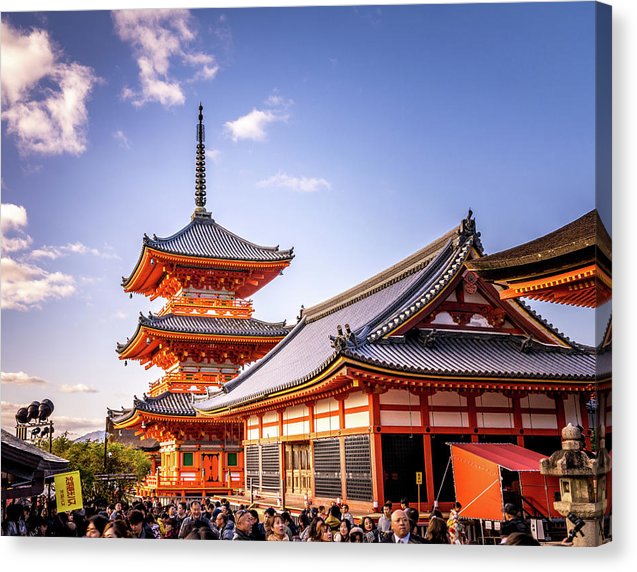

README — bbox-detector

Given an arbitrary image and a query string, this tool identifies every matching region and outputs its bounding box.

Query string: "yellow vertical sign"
[416,472,423,485]
[54,470,84,512]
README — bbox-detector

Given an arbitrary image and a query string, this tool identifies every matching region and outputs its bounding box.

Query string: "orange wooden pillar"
[369,392,385,507]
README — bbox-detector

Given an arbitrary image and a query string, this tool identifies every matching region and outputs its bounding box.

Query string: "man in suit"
[382,509,426,544]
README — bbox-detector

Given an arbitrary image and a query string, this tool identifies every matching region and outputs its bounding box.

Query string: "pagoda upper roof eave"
[116,319,288,359]
[122,246,293,294]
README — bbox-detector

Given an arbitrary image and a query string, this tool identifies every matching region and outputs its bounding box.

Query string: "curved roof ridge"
[146,216,294,258]
[366,236,473,341]
[305,225,460,323]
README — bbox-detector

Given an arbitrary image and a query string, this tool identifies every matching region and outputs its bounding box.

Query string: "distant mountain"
[74,430,107,443]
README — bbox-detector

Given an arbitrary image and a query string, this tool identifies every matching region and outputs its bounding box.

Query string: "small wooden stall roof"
[1,429,69,500]
[466,210,611,308]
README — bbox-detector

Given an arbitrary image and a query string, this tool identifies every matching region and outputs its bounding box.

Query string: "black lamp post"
[15,399,55,452]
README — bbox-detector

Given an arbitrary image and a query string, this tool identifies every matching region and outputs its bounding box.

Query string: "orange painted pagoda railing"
[137,470,244,493]
[148,371,226,396]
[159,296,254,318]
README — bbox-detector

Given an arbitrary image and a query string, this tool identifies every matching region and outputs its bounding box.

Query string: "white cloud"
[1,20,98,156]
[1,371,47,385]
[225,109,285,142]
[225,93,293,142]
[1,203,33,254]
[112,9,218,108]
[1,203,28,234]
[257,172,331,193]
[60,383,98,393]
[1,256,76,311]
[30,241,119,261]
[1,400,24,426]
[1,401,102,436]
[205,148,220,162]
[51,416,104,436]
[113,129,130,149]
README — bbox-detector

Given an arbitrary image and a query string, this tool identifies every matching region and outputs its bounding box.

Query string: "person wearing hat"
[500,503,530,543]
[349,526,365,542]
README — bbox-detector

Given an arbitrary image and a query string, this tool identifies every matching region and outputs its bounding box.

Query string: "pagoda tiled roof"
[110,392,197,424]
[143,216,293,262]
[116,313,290,353]
[194,214,594,414]
[467,209,611,277]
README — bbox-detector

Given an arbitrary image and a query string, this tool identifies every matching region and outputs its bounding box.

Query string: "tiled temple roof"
[343,331,595,380]
[116,313,290,353]
[142,217,293,262]
[194,213,595,414]
[110,392,197,424]
[466,209,611,277]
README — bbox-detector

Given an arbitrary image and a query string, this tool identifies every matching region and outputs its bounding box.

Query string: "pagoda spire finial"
[193,103,212,219]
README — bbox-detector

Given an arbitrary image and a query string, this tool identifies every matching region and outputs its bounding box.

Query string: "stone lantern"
[540,423,611,547]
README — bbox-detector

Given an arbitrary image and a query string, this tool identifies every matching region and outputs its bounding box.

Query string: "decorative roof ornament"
[457,208,483,253]
[193,103,212,219]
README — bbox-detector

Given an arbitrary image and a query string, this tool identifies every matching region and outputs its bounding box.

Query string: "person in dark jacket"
[381,510,427,544]
[500,503,530,543]
[128,509,156,539]
[232,509,256,540]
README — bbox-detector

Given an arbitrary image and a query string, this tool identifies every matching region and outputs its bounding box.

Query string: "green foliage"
[40,433,151,504]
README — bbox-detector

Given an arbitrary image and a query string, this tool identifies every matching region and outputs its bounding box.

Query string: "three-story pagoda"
[109,105,293,500]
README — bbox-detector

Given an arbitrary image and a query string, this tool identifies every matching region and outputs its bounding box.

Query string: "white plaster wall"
[477,392,511,408]
[464,290,488,304]
[285,404,308,420]
[345,391,369,408]
[380,410,421,427]
[285,420,310,437]
[430,311,455,325]
[477,412,513,429]
[262,423,279,438]
[315,414,340,432]
[379,389,412,405]
[563,395,581,425]
[468,314,491,327]
[526,394,556,409]
[263,411,278,425]
[345,411,370,429]
[522,413,557,429]
[429,391,467,407]
[429,411,469,427]
[315,397,338,414]
[247,428,260,440]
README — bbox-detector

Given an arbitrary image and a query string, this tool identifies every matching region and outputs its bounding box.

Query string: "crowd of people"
[2,494,539,545]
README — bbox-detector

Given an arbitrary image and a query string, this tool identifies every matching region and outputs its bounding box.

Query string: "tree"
[41,433,151,505]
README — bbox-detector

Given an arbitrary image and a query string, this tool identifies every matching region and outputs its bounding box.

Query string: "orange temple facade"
[109,108,610,516]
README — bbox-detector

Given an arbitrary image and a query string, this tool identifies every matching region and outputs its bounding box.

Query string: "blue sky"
[1,2,610,437]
